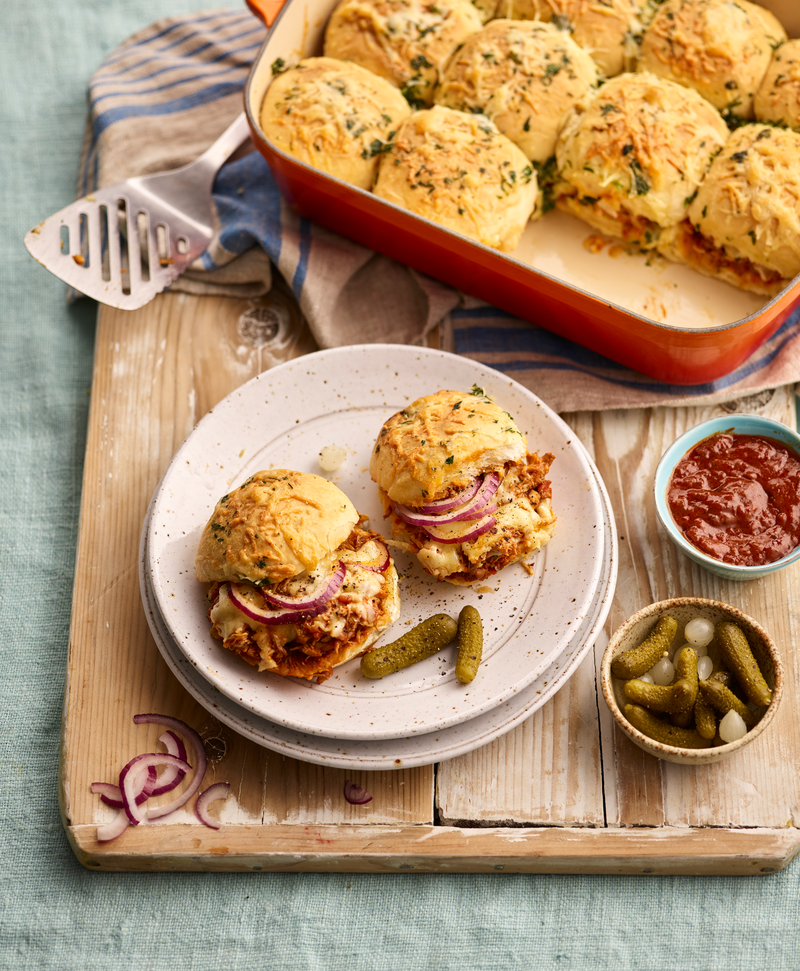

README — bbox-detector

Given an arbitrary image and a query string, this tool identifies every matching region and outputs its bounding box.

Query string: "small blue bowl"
[654,414,800,580]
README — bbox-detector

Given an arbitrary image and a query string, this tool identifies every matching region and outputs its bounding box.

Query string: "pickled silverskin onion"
[260,561,346,610]
[343,780,373,805]
[395,472,500,527]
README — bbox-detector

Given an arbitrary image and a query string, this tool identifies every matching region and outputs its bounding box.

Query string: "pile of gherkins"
[612,616,773,748]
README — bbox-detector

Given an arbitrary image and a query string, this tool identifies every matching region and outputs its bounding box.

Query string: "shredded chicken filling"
[387,454,555,582]
[206,526,395,680]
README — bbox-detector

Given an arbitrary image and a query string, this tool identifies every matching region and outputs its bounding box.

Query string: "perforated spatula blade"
[24,113,251,311]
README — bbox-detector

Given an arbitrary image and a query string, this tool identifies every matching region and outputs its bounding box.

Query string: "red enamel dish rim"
[243,0,800,386]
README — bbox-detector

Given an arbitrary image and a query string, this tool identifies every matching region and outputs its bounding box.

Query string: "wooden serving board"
[61,286,800,873]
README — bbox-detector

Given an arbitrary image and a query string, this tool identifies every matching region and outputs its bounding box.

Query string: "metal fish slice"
[24,113,251,310]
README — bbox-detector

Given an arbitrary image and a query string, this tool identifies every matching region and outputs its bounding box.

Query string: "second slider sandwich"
[370,388,556,585]
[195,470,400,682]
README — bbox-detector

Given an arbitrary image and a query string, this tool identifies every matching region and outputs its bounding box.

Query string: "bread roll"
[323,0,483,108]
[434,19,599,162]
[196,470,401,682]
[370,389,556,584]
[196,469,359,584]
[374,105,538,251]
[258,57,411,191]
[494,0,650,77]
[754,38,800,130]
[554,71,729,247]
[638,0,787,120]
[658,124,800,295]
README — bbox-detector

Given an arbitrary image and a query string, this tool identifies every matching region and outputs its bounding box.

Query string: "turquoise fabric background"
[2,2,798,968]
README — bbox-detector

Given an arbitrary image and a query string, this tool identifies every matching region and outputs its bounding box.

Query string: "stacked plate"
[139,345,618,770]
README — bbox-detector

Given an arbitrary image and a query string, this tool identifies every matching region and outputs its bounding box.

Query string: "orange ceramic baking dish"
[243,0,800,385]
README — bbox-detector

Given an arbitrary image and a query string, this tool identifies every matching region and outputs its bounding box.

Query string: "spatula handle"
[194,112,253,173]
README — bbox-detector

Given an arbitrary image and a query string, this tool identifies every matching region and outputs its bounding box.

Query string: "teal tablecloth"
[2,2,799,968]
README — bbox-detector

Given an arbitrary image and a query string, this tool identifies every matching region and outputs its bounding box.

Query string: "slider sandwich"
[370,388,556,585]
[195,470,400,682]
[658,124,800,296]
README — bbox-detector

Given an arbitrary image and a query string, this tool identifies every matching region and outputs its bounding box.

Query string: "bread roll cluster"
[260,0,799,293]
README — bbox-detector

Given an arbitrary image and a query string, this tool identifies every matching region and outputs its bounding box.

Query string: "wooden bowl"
[601,598,783,765]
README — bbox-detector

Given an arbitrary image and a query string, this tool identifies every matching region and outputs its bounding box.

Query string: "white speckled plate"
[139,456,617,769]
[145,345,611,741]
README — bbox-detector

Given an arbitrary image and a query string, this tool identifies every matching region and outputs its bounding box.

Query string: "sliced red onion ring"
[418,477,481,514]
[343,780,373,805]
[228,582,330,626]
[422,514,496,544]
[119,753,192,825]
[92,766,157,808]
[133,713,208,821]
[261,562,345,610]
[350,539,390,573]
[396,473,501,527]
[195,782,231,829]
[94,714,213,842]
[150,730,188,797]
[97,808,132,843]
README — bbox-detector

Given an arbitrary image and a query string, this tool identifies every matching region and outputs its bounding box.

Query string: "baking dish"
[243,0,800,385]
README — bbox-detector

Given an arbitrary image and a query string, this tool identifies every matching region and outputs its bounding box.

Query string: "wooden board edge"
[65,823,800,875]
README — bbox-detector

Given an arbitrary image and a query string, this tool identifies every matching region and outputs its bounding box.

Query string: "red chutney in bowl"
[667,433,800,566]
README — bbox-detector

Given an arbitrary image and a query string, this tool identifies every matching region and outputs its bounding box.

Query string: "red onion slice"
[261,561,346,610]
[350,539,390,572]
[119,753,192,825]
[422,514,496,544]
[92,766,157,808]
[195,782,231,829]
[396,473,501,527]
[228,582,330,626]
[418,477,481,514]
[343,780,373,805]
[97,808,132,843]
[149,730,188,797]
[133,713,208,821]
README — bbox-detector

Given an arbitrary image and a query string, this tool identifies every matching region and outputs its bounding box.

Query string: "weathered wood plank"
[67,823,800,875]
[62,288,435,841]
[586,391,800,829]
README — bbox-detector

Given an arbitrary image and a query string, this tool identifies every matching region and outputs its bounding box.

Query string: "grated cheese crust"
[554,71,729,246]
[434,18,600,163]
[494,0,650,77]
[374,105,538,249]
[637,0,787,120]
[323,0,483,108]
[259,57,411,190]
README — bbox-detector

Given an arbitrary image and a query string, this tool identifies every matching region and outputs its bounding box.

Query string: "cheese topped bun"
[754,39,800,131]
[434,19,600,163]
[657,124,800,296]
[554,71,729,248]
[374,105,538,251]
[258,58,411,191]
[196,470,400,682]
[370,389,556,585]
[323,0,483,108]
[494,0,650,78]
[637,0,787,121]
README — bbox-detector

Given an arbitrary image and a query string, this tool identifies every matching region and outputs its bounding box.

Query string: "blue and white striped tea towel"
[77,7,800,412]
